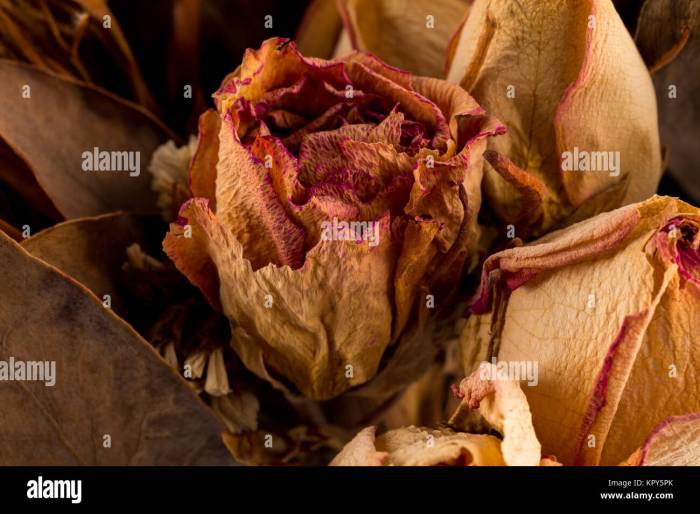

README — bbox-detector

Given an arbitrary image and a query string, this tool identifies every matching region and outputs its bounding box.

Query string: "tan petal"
[165,198,397,400]
[460,196,700,465]
[149,137,196,221]
[447,0,661,235]
[211,391,260,434]
[185,350,208,380]
[330,426,388,466]
[204,347,231,397]
[296,0,344,59]
[215,116,306,270]
[393,219,440,337]
[601,272,700,464]
[621,413,700,466]
[189,109,221,209]
[337,0,471,77]
[452,363,542,466]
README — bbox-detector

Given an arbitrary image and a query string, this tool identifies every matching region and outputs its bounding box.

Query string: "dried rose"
[297,0,471,78]
[460,195,700,465]
[331,363,545,466]
[164,38,504,401]
[446,0,662,237]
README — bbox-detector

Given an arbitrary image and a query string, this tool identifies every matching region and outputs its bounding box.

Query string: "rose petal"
[165,199,397,400]
[189,109,221,209]
[452,363,542,466]
[331,425,505,466]
[336,0,471,77]
[621,413,700,466]
[447,0,661,235]
[461,196,700,465]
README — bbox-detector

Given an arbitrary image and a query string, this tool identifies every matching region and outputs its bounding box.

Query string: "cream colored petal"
[331,425,505,466]
[204,347,231,397]
[602,274,700,464]
[453,363,542,466]
[378,426,505,466]
[160,342,179,370]
[185,350,208,380]
[447,0,661,235]
[622,413,700,466]
[459,197,700,465]
[330,426,388,465]
[148,137,196,221]
[337,0,471,77]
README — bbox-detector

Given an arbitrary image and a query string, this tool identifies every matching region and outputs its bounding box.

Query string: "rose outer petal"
[165,198,398,400]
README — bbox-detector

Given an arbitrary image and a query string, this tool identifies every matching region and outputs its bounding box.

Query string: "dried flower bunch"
[0,0,697,467]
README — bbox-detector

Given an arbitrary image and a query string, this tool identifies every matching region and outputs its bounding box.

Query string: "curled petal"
[452,363,542,466]
[621,413,700,466]
[165,199,397,400]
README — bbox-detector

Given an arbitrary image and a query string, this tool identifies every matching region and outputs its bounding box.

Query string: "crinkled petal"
[165,198,397,400]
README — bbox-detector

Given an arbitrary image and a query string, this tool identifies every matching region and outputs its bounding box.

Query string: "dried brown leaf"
[0,230,235,465]
[20,212,162,318]
[0,60,174,218]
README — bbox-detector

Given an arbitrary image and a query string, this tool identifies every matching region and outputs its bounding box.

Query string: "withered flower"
[461,195,700,465]
[164,38,504,400]
[331,363,545,466]
[446,0,662,237]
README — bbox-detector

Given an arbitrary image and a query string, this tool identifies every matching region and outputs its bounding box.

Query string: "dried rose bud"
[446,0,662,237]
[164,38,504,401]
[460,195,700,465]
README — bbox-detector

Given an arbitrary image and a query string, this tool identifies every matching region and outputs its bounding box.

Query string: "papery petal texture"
[446,0,662,237]
[459,196,700,465]
[165,38,503,401]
